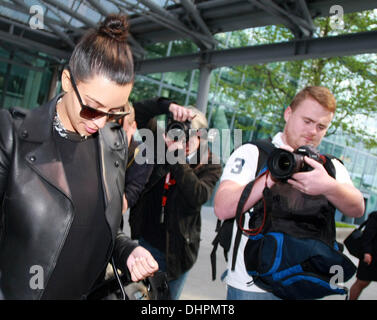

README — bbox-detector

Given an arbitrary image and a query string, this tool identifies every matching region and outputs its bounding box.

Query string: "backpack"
[244,233,355,299]
[211,139,274,280]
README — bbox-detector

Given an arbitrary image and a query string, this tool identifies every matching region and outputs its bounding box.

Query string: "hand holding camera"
[169,103,195,123]
[267,145,334,196]
[165,104,198,154]
[163,112,191,155]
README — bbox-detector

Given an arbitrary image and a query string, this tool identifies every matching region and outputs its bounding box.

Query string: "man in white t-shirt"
[214,86,365,300]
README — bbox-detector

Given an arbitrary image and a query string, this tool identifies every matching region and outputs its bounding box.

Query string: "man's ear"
[284,106,292,122]
[61,69,71,93]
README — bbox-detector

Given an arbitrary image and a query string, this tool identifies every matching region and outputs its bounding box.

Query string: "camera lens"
[267,145,321,181]
[277,154,291,171]
[167,121,186,141]
[267,149,296,180]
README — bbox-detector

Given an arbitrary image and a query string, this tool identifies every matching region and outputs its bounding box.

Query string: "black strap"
[253,138,275,158]
[358,219,368,230]
[231,179,256,270]
[211,218,233,280]
[231,138,275,270]
[210,231,220,280]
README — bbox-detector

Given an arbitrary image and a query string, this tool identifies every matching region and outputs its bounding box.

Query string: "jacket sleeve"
[361,212,377,254]
[124,148,154,209]
[112,229,139,275]
[169,156,222,209]
[132,97,172,129]
[0,110,14,207]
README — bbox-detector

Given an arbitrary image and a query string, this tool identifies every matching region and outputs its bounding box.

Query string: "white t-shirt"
[220,132,353,292]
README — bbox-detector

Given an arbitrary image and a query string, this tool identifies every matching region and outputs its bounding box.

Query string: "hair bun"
[99,14,129,42]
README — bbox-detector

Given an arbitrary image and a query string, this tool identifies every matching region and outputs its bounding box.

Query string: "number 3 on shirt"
[230,158,245,174]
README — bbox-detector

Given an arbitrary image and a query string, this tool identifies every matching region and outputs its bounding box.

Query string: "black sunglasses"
[66,66,130,122]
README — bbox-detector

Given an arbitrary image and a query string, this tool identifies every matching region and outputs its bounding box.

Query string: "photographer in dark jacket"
[350,211,377,300]
[129,98,222,299]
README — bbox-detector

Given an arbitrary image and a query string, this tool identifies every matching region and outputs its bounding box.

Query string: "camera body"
[267,145,324,181]
[166,113,191,141]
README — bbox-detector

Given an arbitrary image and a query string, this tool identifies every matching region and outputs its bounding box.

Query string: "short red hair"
[290,86,336,113]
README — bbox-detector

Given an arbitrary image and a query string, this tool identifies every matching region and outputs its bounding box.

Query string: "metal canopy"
[136,30,377,74]
[0,0,376,68]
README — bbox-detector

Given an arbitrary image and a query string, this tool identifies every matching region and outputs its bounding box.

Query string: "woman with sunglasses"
[0,14,158,300]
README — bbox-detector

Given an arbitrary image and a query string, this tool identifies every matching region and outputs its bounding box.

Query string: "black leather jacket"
[0,95,138,299]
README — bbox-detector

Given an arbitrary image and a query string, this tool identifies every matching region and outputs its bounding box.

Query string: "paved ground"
[124,206,377,300]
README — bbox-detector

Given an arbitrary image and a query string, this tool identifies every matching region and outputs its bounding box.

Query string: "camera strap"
[160,172,176,224]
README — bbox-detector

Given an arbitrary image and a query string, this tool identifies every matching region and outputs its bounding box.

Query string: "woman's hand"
[126,246,159,282]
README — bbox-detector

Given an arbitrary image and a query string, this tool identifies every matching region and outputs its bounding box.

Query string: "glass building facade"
[0,47,57,110]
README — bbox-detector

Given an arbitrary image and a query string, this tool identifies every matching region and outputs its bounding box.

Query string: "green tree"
[214,10,377,150]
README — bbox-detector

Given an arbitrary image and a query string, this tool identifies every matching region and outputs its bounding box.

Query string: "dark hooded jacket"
[129,98,222,280]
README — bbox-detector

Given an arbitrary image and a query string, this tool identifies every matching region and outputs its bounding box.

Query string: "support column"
[158,42,172,96]
[48,66,60,101]
[196,64,212,114]
[184,69,196,106]
[22,58,43,109]
[0,50,14,109]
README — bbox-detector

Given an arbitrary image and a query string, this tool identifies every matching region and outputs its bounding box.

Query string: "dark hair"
[68,14,134,85]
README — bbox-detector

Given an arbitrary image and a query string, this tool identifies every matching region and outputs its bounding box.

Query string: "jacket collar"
[20,95,127,223]
[18,93,63,143]
[20,94,71,200]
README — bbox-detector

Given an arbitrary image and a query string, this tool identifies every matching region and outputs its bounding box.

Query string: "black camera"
[267,145,324,181]
[166,113,191,142]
